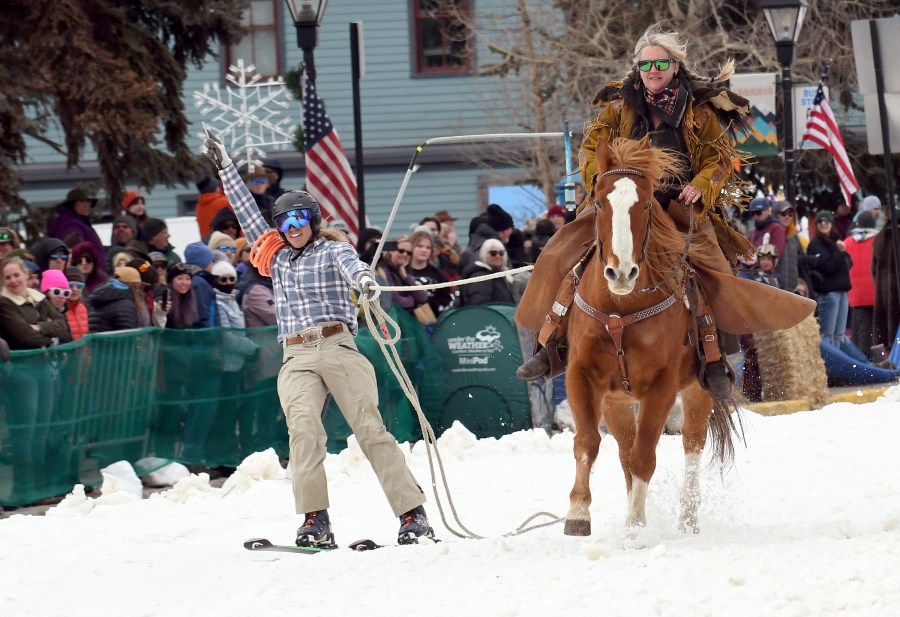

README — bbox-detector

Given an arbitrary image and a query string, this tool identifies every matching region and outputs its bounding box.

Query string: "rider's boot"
[695,314,735,400]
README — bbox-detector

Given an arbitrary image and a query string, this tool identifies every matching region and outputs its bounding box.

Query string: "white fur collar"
[0,286,45,306]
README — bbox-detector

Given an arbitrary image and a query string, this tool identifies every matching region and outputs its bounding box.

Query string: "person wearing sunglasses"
[772,200,810,298]
[460,238,518,307]
[64,267,90,341]
[375,236,428,313]
[70,241,109,296]
[207,231,238,264]
[204,129,436,549]
[808,210,853,348]
[242,167,275,226]
[39,269,74,343]
[28,238,70,272]
[515,22,816,401]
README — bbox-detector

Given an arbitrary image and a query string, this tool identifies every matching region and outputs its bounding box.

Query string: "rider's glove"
[202,127,232,170]
[357,273,380,302]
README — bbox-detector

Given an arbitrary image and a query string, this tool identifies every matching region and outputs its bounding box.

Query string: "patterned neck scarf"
[644,86,681,119]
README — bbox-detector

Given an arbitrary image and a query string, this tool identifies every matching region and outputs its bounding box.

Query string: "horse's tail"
[707,397,745,467]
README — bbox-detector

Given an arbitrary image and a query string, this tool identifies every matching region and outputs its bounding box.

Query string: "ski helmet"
[272,190,322,235]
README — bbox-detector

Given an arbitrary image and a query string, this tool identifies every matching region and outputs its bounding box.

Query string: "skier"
[203,130,435,548]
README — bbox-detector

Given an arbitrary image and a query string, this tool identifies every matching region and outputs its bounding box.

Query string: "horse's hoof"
[564,519,591,536]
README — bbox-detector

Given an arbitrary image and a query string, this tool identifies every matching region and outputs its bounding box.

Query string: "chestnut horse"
[564,136,738,537]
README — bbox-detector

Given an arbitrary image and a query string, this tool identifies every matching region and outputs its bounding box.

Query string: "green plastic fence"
[0,306,533,507]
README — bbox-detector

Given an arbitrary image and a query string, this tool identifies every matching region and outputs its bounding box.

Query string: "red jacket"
[65,300,90,340]
[844,231,876,307]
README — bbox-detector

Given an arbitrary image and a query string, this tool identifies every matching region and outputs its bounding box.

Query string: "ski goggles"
[638,59,672,72]
[274,209,312,233]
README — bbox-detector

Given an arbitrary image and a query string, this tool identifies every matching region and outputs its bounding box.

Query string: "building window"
[412,0,471,75]
[226,0,283,78]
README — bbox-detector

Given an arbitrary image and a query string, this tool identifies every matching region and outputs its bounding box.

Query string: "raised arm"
[202,129,270,245]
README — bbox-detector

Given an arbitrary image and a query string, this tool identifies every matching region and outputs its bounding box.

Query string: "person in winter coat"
[64,267,90,341]
[28,238,70,273]
[375,236,429,314]
[207,260,260,462]
[141,218,182,267]
[105,214,139,271]
[772,201,812,297]
[39,269,73,344]
[208,231,237,263]
[0,257,69,485]
[123,190,149,239]
[408,230,453,319]
[237,260,277,327]
[844,211,878,358]
[183,242,219,328]
[808,210,852,347]
[460,238,518,306]
[70,240,109,297]
[87,267,141,333]
[872,207,900,356]
[46,188,106,263]
[195,176,232,238]
[0,226,22,261]
[206,206,242,243]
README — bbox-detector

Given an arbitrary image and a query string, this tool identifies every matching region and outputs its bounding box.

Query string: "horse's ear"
[638,135,651,150]
[595,138,610,175]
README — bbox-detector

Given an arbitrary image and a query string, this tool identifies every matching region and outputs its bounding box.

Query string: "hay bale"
[753,315,829,408]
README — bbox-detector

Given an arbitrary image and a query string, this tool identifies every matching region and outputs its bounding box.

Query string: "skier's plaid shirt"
[219,164,370,341]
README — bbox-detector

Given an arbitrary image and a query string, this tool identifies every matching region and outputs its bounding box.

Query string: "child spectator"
[40,269,73,343]
[64,267,90,340]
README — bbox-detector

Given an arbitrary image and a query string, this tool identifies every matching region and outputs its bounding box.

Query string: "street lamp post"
[285,0,328,83]
[760,0,808,205]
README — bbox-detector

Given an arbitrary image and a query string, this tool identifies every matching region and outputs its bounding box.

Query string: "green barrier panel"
[323,307,445,452]
[152,326,288,467]
[429,304,532,437]
[1,329,159,507]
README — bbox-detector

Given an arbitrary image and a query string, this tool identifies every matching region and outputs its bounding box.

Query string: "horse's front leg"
[627,389,676,527]
[564,369,602,536]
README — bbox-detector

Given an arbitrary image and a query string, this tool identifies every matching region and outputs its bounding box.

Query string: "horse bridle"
[577,166,695,393]
[592,167,695,294]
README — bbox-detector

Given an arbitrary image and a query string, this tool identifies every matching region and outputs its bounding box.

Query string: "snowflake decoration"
[193,59,296,172]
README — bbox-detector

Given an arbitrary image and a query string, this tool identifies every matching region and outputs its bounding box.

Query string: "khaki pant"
[277,326,425,516]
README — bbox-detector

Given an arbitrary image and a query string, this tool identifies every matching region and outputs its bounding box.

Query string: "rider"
[203,131,436,549]
[515,23,815,399]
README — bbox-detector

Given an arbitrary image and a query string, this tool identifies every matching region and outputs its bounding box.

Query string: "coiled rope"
[360,265,564,539]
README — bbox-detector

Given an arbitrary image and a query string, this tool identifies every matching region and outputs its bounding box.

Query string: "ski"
[243,537,385,554]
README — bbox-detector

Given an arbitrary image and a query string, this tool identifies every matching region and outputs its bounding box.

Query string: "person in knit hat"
[64,266,90,340]
[856,195,883,231]
[39,269,74,343]
[485,203,514,241]
[233,237,249,275]
[182,241,218,328]
[123,189,149,235]
[70,240,109,296]
[106,214,139,271]
[547,205,568,230]
[195,175,232,238]
[141,218,181,266]
[208,231,237,263]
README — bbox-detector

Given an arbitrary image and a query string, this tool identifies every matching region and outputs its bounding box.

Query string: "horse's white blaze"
[626,477,649,526]
[607,177,640,269]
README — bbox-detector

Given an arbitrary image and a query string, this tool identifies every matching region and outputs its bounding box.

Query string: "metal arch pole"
[368,131,565,268]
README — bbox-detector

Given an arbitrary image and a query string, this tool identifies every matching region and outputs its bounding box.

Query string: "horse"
[563,136,739,537]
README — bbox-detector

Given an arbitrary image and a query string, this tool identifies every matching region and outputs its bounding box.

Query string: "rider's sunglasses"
[638,59,672,72]
[274,208,312,233]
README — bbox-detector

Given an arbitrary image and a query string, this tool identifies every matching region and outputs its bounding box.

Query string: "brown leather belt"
[285,323,344,347]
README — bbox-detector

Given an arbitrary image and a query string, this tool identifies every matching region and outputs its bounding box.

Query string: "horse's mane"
[603,138,713,294]
[606,138,681,197]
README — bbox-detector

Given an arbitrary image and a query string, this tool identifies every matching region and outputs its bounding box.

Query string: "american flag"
[800,83,859,206]
[303,78,359,239]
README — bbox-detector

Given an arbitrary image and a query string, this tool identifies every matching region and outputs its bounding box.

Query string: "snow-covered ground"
[3,389,899,617]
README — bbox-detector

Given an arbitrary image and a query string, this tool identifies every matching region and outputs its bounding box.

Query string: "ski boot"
[397,505,435,545]
[296,510,336,549]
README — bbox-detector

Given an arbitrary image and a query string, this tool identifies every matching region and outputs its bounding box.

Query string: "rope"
[249,231,284,278]
[360,267,564,539]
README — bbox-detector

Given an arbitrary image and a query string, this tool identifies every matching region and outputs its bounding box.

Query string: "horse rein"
[580,165,693,393]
